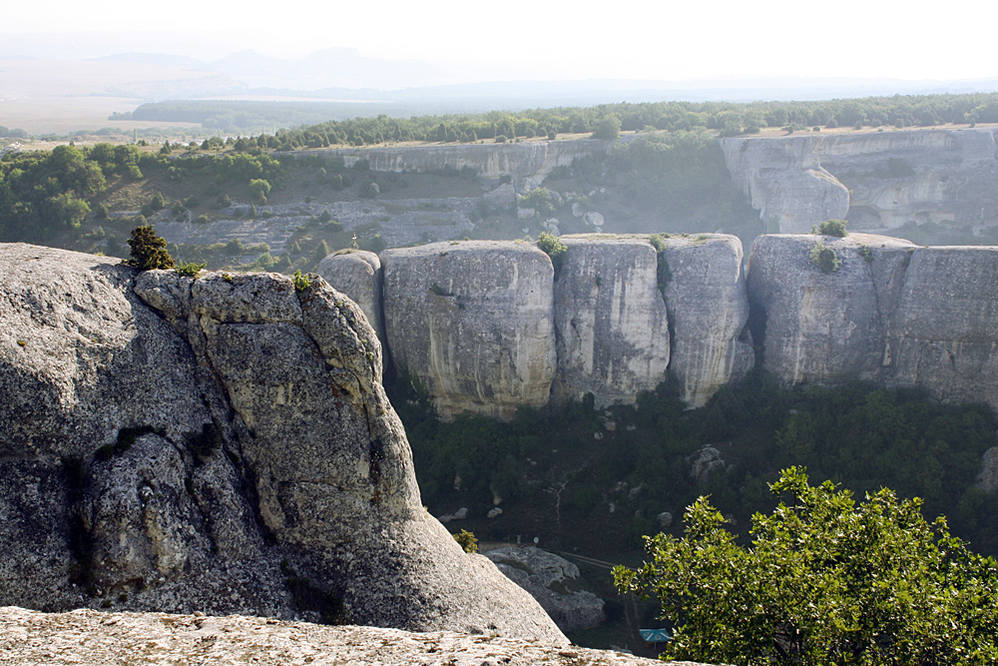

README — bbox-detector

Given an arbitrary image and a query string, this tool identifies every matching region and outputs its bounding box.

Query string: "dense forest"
[390,371,998,560]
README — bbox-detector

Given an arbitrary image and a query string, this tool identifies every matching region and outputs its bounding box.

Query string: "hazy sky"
[5,0,998,83]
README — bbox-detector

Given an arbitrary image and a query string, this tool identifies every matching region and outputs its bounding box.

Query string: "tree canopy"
[613,467,998,665]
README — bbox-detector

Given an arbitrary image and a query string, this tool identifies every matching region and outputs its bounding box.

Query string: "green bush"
[452,529,479,554]
[813,219,848,237]
[174,261,206,278]
[292,269,312,291]
[536,232,567,269]
[124,225,174,270]
[809,240,841,273]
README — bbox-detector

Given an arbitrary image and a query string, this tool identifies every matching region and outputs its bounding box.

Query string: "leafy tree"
[593,114,621,141]
[614,467,998,665]
[248,178,271,204]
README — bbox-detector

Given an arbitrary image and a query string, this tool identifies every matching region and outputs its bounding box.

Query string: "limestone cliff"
[0,243,566,643]
[552,236,670,406]
[747,233,998,410]
[659,234,754,407]
[722,128,998,240]
[315,249,385,346]
[380,234,753,416]
[314,139,607,190]
[382,241,557,420]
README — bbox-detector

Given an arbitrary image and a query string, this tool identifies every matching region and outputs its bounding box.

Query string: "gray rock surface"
[977,447,998,493]
[0,606,694,665]
[0,243,566,644]
[723,128,998,240]
[747,233,916,385]
[315,249,385,345]
[660,234,754,407]
[748,233,998,411]
[484,546,605,633]
[382,241,557,420]
[886,245,998,407]
[552,235,670,406]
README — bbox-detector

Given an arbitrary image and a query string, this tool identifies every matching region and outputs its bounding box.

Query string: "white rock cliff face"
[748,234,998,410]
[0,243,566,644]
[722,128,998,238]
[382,241,558,420]
[660,234,754,407]
[552,236,670,406]
[316,249,385,346]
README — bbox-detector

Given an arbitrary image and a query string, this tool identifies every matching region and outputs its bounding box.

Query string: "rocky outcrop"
[659,234,753,407]
[484,546,606,633]
[723,128,998,240]
[382,241,557,420]
[552,236,670,406]
[0,606,685,665]
[0,243,565,643]
[748,233,998,410]
[315,249,385,345]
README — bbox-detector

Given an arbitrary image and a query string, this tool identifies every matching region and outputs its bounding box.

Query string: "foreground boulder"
[0,243,565,643]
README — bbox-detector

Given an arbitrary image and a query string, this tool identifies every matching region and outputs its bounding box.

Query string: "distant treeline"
[117,92,998,146]
[111,100,412,132]
[0,126,29,139]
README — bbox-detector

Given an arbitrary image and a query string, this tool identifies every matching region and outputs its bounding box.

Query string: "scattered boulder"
[689,445,726,483]
[484,546,605,633]
[976,447,998,493]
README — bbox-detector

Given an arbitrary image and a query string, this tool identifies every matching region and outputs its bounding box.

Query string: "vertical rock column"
[382,241,557,420]
[551,235,670,406]
[316,249,386,348]
[660,234,754,407]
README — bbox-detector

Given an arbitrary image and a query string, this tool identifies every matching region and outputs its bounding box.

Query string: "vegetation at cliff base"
[614,467,998,665]
[391,371,998,559]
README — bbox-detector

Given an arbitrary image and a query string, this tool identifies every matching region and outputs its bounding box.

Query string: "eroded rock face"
[552,236,670,406]
[382,241,557,420]
[721,137,850,233]
[315,250,385,346]
[748,234,998,411]
[886,246,998,407]
[747,233,916,384]
[0,243,566,644]
[660,234,754,407]
[723,129,998,240]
